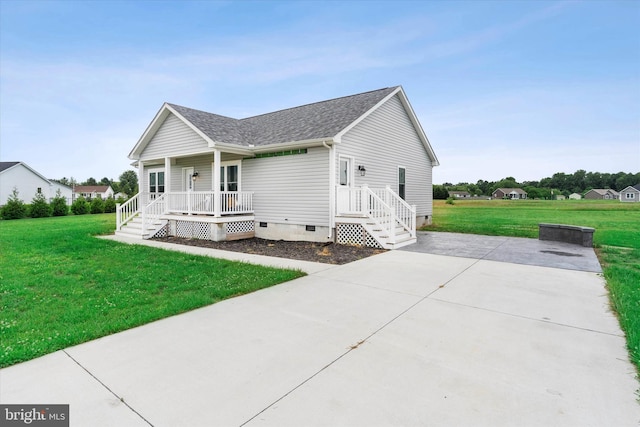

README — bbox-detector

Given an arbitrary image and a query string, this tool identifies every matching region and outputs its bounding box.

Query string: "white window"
[398,167,406,200]
[216,161,241,191]
[149,169,165,194]
[626,193,635,199]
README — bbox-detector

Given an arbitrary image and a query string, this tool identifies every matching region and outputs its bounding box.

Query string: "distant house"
[568,193,582,200]
[584,189,619,200]
[492,188,527,200]
[74,185,114,201]
[448,191,470,198]
[619,184,640,203]
[0,161,73,206]
[555,195,566,200]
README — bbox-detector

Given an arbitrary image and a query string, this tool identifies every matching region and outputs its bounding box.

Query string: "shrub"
[445,197,455,205]
[51,190,68,216]
[90,196,105,214]
[29,191,52,218]
[71,196,89,215]
[1,188,27,220]
[103,197,116,213]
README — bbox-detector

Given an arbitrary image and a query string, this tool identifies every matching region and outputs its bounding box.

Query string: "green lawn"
[423,199,640,371]
[0,214,305,368]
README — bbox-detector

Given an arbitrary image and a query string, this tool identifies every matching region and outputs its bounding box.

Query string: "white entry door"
[182,167,195,192]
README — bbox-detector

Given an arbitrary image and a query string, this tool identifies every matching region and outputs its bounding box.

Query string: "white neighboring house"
[569,193,582,200]
[74,185,114,201]
[0,161,72,206]
[116,86,440,249]
[619,184,640,203]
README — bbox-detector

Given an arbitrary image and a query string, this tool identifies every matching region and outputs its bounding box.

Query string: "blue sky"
[1,0,638,184]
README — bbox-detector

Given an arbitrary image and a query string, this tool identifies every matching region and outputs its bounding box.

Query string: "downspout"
[323,141,335,239]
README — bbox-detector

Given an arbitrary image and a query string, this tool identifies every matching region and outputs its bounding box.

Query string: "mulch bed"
[152,236,386,265]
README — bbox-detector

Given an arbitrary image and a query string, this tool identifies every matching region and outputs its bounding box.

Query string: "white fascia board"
[16,162,52,184]
[395,88,440,167]
[129,104,170,160]
[129,103,217,160]
[249,138,333,155]
[333,87,401,144]
[208,142,253,156]
[165,104,217,147]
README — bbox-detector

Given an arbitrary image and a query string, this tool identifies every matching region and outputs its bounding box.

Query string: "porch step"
[117,215,166,239]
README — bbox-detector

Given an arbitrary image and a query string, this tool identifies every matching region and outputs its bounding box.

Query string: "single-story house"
[555,194,566,200]
[0,161,72,206]
[619,184,640,203]
[116,86,439,249]
[74,185,114,201]
[448,191,471,198]
[492,188,527,200]
[568,193,582,200]
[584,189,619,200]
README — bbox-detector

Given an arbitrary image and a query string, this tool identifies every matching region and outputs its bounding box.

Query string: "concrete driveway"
[1,235,638,426]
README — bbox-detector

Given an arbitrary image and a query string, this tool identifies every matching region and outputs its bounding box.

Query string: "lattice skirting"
[152,224,168,238]
[336,223,382,249]
[176,220,211,240]
[226,220,255,234]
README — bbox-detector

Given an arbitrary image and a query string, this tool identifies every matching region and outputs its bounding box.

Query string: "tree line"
[435,170,640,200]
[1,170,139,220]
[53,170,139,197]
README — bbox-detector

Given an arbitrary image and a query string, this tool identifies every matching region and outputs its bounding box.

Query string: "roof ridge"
[167,103,239,121]
[240,86,398,121]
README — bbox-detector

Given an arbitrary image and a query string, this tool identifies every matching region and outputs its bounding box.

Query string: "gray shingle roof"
[168,86,398,147]
[0,162,20,173]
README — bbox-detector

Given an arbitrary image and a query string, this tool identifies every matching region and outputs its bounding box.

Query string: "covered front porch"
[116,148,256,240]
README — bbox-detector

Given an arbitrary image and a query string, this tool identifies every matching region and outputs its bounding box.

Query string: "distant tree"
[29,191,52,218]
[433,185,449,200]
[1,188,27,220]
[103,197,117,213]
[118,170,138,196]
[83,177,98,186]
[99,177,112,186]
[51,189,69,216]
[90,196,105,214]
[71,196,89,215]
[53,177,70,186]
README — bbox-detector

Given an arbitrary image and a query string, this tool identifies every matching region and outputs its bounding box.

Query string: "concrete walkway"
[1,236,638,426]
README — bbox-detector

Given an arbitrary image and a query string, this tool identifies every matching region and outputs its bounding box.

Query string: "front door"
[182,167,195,192]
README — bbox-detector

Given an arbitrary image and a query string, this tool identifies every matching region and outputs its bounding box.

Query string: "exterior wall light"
[358,165,366,176]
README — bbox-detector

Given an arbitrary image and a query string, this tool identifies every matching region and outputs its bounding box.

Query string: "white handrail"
[142,193,167,235]
[336,186,417,242]
[116,193,140,231]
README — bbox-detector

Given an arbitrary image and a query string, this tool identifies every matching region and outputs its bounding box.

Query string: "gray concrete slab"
[403,231,602,272]
[2,243,637,426]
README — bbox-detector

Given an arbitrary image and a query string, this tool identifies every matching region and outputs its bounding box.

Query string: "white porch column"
[165,157,171,213]
[213,149,221,217]
[137,161,144,202]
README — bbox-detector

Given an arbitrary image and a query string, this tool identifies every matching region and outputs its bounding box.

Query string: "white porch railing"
[336,185,416,244]
[165,191,253,215]
[141,192,167,235]
[116,191,254,232]
[116,192,140,230]
[372,186,416,238]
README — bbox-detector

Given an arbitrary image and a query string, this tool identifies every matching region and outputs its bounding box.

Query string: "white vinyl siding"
[336,94,434,217]
[0,164,68,206]
[243,147,329,225]
[140,114,211,161]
